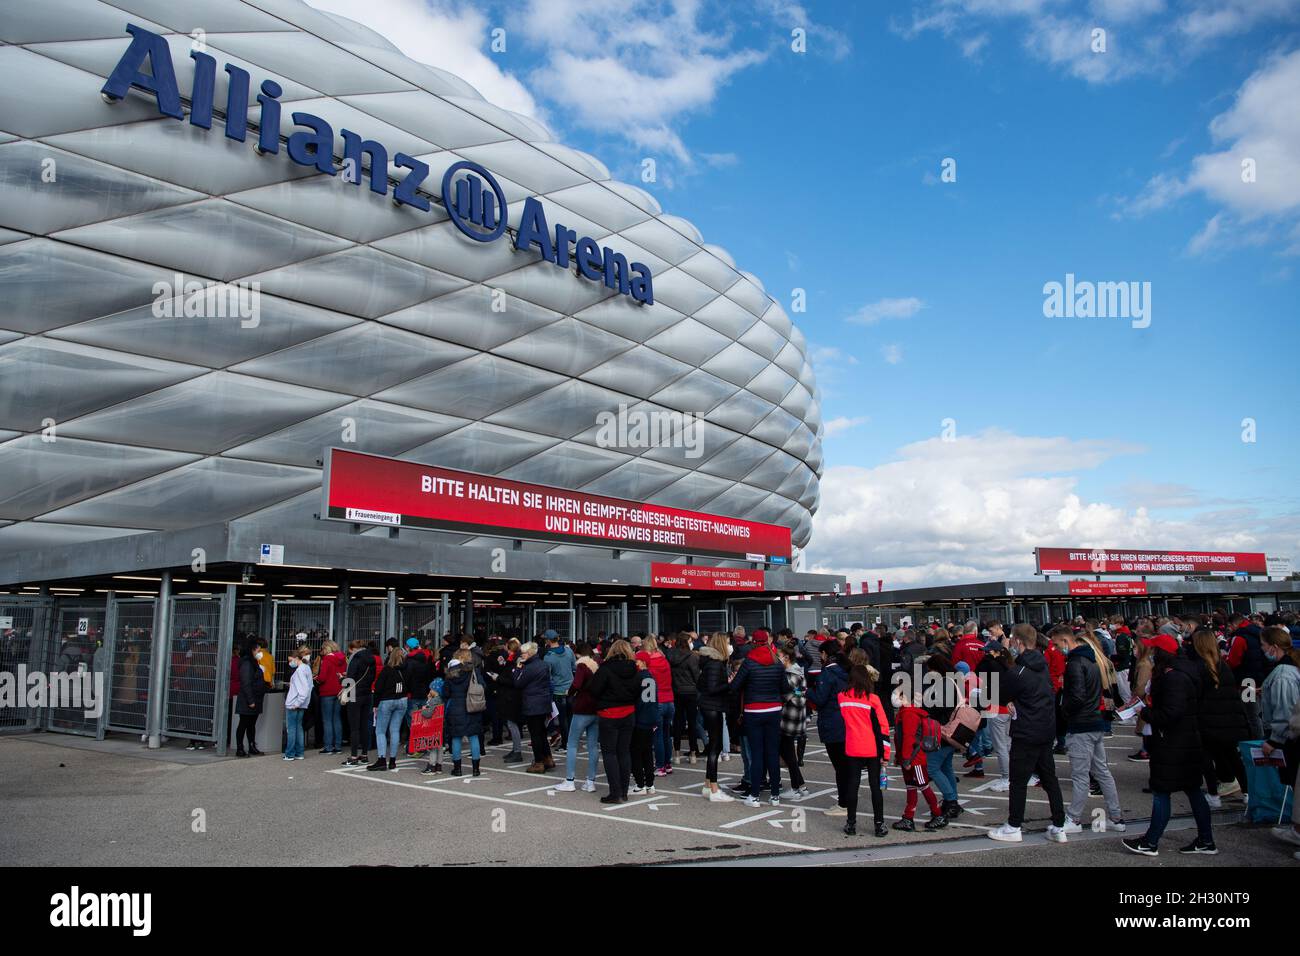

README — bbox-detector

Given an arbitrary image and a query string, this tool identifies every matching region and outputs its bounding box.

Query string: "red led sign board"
[1036,548,1266,576]
[1068,581,1148,596]
[651,563,765,591]
[322,449,793,563]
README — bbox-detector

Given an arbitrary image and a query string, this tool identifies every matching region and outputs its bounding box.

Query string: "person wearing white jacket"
[284,646,313,760]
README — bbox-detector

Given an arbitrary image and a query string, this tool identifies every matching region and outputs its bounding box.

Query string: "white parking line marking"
[720,808,782,829]
[327,768,822,851]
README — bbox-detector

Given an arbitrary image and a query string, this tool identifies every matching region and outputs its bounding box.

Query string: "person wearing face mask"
[283,645,312,761]
[1259,627,1300,805]
[234,638,266,757]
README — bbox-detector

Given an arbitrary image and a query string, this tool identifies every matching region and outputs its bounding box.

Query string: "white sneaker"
[581,780,597,793]
[708,788,734,803]
[629,785,645,795]
[1205,794,1223,810]
[1061,818,1083,834]
[792,786,809,800]
[988,823,1023,843]
[823,805,848,817]
[1046,825,1068,844]
[1271,826,1300,847]
[1218,780,1242,798]
[1028,774,1040,788]
[988,778,1011,793]
[722,752,731,761]
[1104,819,1128,832]
[646,786,657,796]
[554,779,576,792]
[769,795,781,807]
[743,795,761,808]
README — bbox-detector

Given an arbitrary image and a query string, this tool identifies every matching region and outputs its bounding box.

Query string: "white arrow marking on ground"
[648,802,679,811]
[721,809,782,829]
[767,817,805,829]
[969,780,1005,793]
[958,805,996,816]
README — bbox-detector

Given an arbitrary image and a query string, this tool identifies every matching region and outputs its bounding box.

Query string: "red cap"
[1142,634,1179,655]
[752,629,770,645]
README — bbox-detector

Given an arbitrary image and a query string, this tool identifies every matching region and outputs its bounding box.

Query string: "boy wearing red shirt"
[892,691,948,832]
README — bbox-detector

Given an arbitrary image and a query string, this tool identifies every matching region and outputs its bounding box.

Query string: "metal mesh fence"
[582,608,620,642]
[106,599,155,733]
[399,604,441,651]
[272,601,334,680]
[0,601,49,730]
[163,598,223,740]
[533,609,574,641]
[733,606,771,634]
[347,601,386,648]
[43,607,106,736]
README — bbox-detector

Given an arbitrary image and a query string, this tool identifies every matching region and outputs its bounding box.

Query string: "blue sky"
[309,0,1299,585]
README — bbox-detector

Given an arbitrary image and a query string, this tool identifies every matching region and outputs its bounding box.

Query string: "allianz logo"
[100,25,654,305]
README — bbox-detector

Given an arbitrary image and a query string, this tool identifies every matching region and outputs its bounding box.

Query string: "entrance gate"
[695,609,728,635]
[43,606,106,736]
[533,609,574,642]
[271,600,334,677]
[105,598,155,734]
[0,597,52,732]
[163,597,223,741]
[581,607,620,643]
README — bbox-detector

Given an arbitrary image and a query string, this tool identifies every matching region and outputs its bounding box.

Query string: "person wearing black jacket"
[234,639,266,757]
[486,639,523,762]
[1058,628,1124,832]
[1124,633,1216,857]
[443,651,485,776]
[664,633,701,762]
[730,631,787,807]
[988,624,1068,844]
[923,648,963,818]
[696,633,732,800]
[588,639,640,804]
[1188,628,1250,806]
[343,639,375,767]
[509,643,553,773]
[400,639,433,741]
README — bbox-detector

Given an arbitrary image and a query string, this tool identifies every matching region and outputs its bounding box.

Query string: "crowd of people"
[230,609,1300,858]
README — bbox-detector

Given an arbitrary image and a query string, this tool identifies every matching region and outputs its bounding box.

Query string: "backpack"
[1114,631,1133,668]
[465,669,486,714]
[912,712,943,761]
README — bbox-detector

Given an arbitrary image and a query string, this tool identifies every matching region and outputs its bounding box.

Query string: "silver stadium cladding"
[0,0,824,563]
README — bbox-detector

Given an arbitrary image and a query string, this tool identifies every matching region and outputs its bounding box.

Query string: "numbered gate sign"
[77,618,89,637]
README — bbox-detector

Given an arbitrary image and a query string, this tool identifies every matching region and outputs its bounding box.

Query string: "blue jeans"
[375,698,405,759]
[970,724,990,760]
[320,695,341,752]
[927,744,959,801]
[450,734,481,762]
[565,712,600,782]
[285,708,305,758]
[745,711,782,798]
[1145,789,1213,846]
[656,701,676,767]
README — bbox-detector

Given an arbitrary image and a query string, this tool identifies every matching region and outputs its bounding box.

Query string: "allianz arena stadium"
[0,0,839,746]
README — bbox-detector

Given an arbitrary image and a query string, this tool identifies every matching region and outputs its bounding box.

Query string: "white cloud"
[847,296,925,324]
[1127,48,1300,254]
[808,345,858,367]
[881,343,904,364]
[898,0,1300,84]
[304,0,541,119]
[755,0,854,60]
[804,428,1298,587]
[823,416,869,437]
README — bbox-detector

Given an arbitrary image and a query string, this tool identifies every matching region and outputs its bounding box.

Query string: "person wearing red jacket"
[838,664,892,838]
[952,620,986,672]
[891,689,948,832]
[316,640,346,755]
[637,637,675,775]
[1044,634,1068,753]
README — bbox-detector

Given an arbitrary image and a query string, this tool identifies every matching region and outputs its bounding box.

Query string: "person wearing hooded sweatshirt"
[696,632,734,802]
[589,639,640,804]
[544,635,576,752]
[729,630,786,807]
[283,646,313,761]
[988,624,1068,844]
[1228,613,1272,739]
[630,655,659,795]
[637,636,675,775]
[1123,633,1216,857]
[1056,626,1125,833]
[555,642,601,793]
[810,639,851,816]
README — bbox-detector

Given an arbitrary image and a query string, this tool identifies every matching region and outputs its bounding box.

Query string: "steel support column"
[145,572,172,749]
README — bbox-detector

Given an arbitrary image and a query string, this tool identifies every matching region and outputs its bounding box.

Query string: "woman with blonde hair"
[697,632,733,801]
[316,639,346,755]
[1190,628,1249,807]
[1125,637,1155,762]
[588,639,640,803]
[368,646,407,772]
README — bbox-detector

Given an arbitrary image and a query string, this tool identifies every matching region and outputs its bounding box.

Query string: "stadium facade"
[0,0,842,750]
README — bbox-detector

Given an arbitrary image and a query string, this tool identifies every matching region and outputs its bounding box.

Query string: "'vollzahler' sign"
[100,25,654,305]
